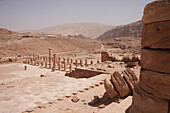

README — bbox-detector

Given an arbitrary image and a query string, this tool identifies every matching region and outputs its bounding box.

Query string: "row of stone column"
[24,49,100,72]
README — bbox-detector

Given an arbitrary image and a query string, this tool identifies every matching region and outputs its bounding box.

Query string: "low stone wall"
[65,68,105,78]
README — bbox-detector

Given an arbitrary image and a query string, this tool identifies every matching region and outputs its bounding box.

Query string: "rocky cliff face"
[96,20,143,40]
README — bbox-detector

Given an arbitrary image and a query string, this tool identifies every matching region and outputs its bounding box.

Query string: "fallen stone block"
[104,78,118,99]
[122,69,138,92]
[111,71,131,98]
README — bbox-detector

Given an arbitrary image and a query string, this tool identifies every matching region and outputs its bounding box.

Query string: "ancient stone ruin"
[126,1,170,113]
[104,68,138,99]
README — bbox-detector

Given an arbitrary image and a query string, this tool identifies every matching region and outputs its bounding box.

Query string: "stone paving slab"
[0,63,108,113]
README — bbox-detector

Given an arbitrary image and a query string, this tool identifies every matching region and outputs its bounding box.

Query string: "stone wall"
[126,1,170,113]
[101,51,140,63]
[65,68,105,78]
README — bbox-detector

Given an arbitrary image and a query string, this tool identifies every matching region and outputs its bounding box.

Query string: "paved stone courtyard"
[0,63,108,113]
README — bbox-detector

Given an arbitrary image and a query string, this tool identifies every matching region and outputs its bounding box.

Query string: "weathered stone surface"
[141,49,170,73]
[126,85,169,113]
[98,104,105,109]
[111,71,131,98]
[72,96,79,103]
[68,68,104,78]
[89,96,100,105]
[101,51,110,62]
[104,78,118,99]
[139,69,170,100]
[122,68,138,92]
[108,64,114,68]
[142,1,170,24]
[142,21,170,48]
[126,62,138,67]
[121,56,132,63]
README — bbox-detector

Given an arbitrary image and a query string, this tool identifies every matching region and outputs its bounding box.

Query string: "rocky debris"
[141,49,170,73]
[38,104,45,108]
[126,62,138,67]
[89,96,100,105]
[40,74,47,77]
[108,64,114,68]
[111,72,131,98]
[26,107,34,112]
[101,51,140,64]
[98,104,105,109]
[72,96,80,103]
[104,78,118,99]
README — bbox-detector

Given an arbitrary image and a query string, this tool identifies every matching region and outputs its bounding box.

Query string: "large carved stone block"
[141,49,170,73]
[104,78,118,99]
[142,21,170,48]
[111,71,131,98]
[122,68,138,92]
[139,69,170,100]
[142,1,170,24]
[126,85,169,113]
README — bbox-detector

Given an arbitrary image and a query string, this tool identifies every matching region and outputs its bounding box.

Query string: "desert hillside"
[96,20,143,40]
[0,28,101,57]
[22,23,114,39]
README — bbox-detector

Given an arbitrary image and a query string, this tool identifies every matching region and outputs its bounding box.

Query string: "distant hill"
[22,23,114,39]
[0,28,101,57]
[96,20,143,40]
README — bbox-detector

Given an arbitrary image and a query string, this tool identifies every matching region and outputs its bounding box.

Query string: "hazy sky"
[0,0,154,31]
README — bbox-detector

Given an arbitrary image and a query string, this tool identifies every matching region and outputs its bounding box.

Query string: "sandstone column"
[64,60,67,71]
[45,61,47,68]
[53,54,56,69]
[38,55,40,60]
[70,63,72,72]
[49,48,52,69]
[126,1,170,113]
[28,60,30,64]
[80,59,83,66]
[41,62,44,67]
[70,59,73,63]
[75,59,78,67]
[85,59,87,66]
[67,58,69,64]
[31,60,33,65]
[33,54,35,61]
[58,58,61,70]
[91,61,93,65]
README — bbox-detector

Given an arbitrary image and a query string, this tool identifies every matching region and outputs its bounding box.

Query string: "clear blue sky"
[0,0,154,31]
